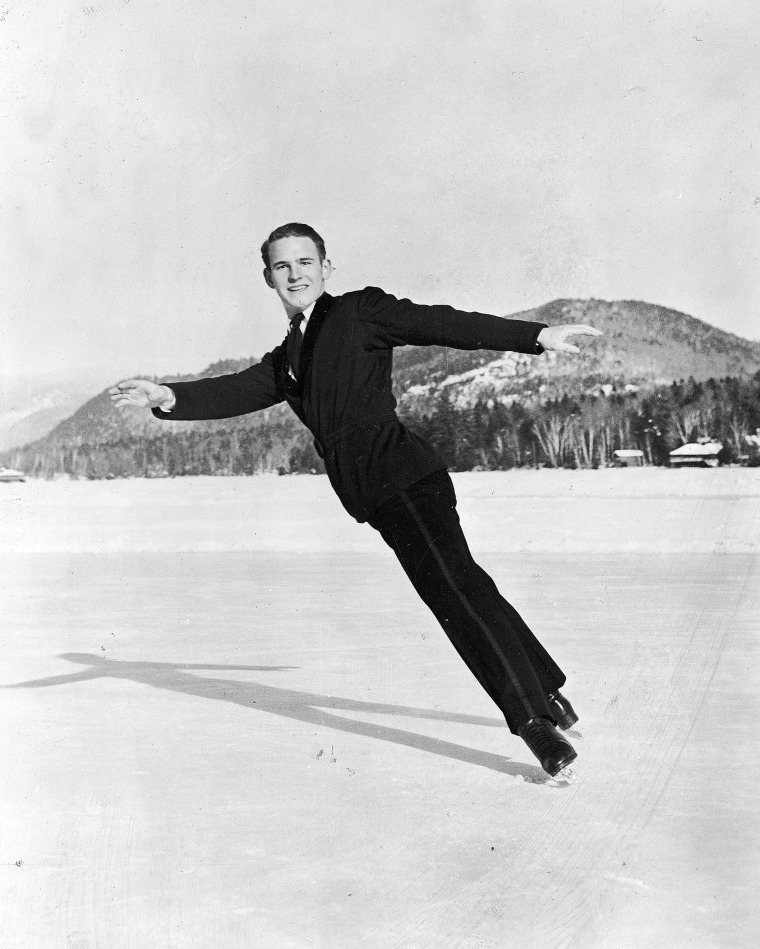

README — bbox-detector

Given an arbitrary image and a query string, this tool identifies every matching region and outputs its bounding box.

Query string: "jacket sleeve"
[151,348,284,422]
[358,286,546,354]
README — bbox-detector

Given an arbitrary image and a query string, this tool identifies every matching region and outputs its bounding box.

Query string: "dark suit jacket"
[153,287,547,521]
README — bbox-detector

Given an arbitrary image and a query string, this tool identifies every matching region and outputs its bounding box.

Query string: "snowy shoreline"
[2,468,758,554]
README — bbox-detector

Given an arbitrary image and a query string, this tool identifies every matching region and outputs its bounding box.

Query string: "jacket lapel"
[277,292,332,409]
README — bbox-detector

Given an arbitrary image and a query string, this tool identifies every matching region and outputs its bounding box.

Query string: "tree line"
[4,374,759,479]
[405,374,760,470]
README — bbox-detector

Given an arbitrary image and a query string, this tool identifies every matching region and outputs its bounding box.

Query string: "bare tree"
[533,411,574,467]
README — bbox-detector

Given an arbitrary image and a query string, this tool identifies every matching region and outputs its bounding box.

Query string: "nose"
[288,266,302,283]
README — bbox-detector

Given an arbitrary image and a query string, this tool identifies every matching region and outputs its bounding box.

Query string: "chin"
[294,294,315,308]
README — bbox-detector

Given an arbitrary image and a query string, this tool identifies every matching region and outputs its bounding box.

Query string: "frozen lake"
[1,469,758,948]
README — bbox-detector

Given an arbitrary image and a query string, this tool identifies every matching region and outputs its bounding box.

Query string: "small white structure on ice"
[614,449,645,467]
[669,439,723,468]
[0,466,26,482]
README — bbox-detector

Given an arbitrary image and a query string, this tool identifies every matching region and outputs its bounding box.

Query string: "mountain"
[393,298,760,406]
[0,366,118,451]
[4,299,760,477]
[523,298,760,382]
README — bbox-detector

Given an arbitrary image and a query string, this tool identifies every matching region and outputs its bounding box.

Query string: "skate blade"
[550,764,577,785]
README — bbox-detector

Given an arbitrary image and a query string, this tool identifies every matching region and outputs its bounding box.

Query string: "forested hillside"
[4,299,760,477]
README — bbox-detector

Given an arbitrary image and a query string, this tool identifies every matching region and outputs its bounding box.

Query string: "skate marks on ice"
[528,553,758,949]
[360,552,757,949]
[4,654,550,784]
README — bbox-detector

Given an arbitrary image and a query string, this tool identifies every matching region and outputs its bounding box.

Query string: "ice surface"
[0,470,758,947]
[2,468,759,554]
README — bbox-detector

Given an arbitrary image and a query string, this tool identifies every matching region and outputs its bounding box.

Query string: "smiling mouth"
[288,285,308,292]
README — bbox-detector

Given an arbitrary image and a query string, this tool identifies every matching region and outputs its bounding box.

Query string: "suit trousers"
[367,468,565,733]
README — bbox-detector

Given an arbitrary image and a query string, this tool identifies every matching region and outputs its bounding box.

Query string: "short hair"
[260,223,327,268]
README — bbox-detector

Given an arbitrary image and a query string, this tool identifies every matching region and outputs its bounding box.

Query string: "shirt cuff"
[157,387,176,412]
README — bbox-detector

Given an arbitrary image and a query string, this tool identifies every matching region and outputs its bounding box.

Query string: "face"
[264,236,331,315]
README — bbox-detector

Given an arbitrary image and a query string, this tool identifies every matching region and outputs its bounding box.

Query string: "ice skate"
[518,716,578,777]
[548,690,579,731]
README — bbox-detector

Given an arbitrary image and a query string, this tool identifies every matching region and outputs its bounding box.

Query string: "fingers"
[109,380,147,408]
[110,394,142,408]
[545,324,602,353]
[109,380,139,397]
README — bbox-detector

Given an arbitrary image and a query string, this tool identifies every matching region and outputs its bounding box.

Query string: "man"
[110,223,602,779]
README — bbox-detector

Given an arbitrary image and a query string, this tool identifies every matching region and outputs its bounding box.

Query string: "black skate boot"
[548,691,579,731]
[518,716,577,778]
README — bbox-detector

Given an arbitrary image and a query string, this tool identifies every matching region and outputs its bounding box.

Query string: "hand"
[109,379,175,410]
[537,324,603,354]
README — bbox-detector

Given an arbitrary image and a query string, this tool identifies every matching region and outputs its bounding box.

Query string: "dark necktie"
[287,313,305,378]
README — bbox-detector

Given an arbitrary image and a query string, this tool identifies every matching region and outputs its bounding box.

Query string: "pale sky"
[2,0,758,380]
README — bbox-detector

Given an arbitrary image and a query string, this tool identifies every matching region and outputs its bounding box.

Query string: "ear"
[263,268,275,289]
[321,258,332,281]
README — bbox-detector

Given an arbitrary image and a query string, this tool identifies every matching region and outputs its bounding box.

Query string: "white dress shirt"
[286,302,315,379]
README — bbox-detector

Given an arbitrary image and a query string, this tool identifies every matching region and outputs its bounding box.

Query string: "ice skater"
[110,223,602,778]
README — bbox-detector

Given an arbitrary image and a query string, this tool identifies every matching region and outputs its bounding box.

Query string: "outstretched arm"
[537,324,603,354]
[109,349,285,422]
[359,287,602,355]
[360,287,543,353]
